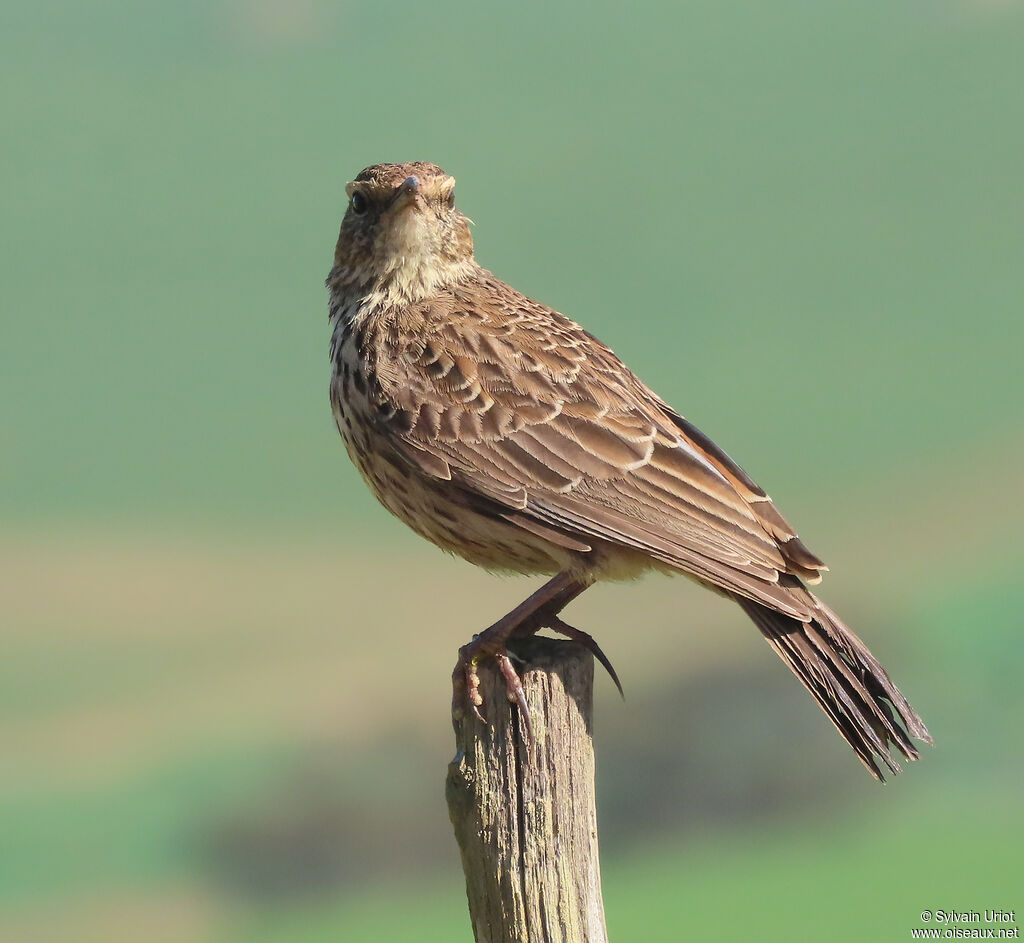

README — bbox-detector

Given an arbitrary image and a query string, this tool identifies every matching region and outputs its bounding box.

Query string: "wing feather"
[372,274,827,610]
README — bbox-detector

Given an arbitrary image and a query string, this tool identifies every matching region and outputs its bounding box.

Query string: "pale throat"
[365,212,474,308]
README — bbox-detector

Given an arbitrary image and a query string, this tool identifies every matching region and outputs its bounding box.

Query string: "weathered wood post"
[446,636,608,943]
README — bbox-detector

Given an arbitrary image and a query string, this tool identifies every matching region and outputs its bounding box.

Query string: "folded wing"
[373,279,826,617]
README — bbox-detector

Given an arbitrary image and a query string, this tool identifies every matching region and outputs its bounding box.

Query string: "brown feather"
[365,280,818,604]
[734,589,931,780]
[327,161,929,778]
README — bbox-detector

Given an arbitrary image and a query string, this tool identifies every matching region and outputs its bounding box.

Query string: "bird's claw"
[494,651,533,743]
[452,654,486,723]
[452,646,533,743]
[547,615,624,698]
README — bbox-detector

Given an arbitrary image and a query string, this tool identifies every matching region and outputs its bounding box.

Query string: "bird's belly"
[331,383,567,576]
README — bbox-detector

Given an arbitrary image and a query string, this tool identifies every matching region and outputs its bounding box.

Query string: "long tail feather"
[733,584,932,781]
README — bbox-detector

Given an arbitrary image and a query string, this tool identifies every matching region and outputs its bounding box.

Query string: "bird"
[326,161,931,780]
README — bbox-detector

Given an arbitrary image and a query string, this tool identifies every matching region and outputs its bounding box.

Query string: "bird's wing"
[375,280,826,618]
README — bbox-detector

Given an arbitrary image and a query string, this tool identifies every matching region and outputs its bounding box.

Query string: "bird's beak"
[391,175,422,212]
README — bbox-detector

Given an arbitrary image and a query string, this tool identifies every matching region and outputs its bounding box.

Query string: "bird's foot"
[450,571,593,741]
[451,616,620,743]
[452,637,534,742]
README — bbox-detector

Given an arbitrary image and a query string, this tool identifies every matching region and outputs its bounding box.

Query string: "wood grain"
[446,637,608,943]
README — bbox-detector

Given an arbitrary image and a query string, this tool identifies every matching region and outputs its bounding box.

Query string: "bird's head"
[329,162,475,306]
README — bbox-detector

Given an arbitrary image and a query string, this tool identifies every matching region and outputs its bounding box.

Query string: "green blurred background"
[3,0,1022,940]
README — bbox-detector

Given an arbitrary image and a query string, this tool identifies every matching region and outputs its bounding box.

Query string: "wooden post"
[446,636,608,943]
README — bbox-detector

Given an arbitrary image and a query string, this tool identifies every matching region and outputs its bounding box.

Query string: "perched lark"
[327,161,931,779]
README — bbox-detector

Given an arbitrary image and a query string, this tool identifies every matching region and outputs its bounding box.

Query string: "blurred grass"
[2,0,1023,940]
[3,524,1021,940]
[228,800,1022,943]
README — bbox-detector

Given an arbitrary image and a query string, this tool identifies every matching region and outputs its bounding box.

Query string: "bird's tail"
[733,582,932,780]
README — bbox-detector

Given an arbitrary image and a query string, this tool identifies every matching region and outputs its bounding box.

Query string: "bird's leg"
[453,571,590,737]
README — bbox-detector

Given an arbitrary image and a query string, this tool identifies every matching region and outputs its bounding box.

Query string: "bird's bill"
[390,175,423,213]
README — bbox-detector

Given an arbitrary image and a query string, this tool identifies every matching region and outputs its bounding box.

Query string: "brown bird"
[327,161,931,780]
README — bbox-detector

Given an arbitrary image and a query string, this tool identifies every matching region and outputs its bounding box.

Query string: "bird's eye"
[446,190,456,209]
[350,192,368,215]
